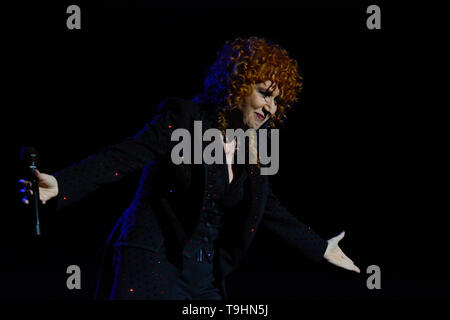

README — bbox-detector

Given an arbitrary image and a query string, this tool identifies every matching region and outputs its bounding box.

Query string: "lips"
[255,112,265,121]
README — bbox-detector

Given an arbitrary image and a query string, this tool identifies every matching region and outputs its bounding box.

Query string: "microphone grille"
[20,146,39,160]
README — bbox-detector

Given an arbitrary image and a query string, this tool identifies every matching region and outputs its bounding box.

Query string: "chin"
[247,122,258,129]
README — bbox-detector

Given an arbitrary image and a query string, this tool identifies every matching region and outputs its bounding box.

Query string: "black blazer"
[52,97,328,299]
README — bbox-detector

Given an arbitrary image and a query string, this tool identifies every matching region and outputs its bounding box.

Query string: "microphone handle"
[31,168,41,236]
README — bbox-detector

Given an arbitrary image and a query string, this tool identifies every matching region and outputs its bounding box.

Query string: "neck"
[226,109,248,131]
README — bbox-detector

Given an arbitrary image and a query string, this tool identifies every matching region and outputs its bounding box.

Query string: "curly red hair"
[194,36,303,131]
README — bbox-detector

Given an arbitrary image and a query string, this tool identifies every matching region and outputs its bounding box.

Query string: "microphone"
[20,146,41,236]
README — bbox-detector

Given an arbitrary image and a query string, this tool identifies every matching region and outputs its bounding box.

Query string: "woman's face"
[238,80,281,129]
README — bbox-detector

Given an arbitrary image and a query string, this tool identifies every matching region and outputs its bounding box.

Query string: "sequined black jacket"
[52,97,328,299]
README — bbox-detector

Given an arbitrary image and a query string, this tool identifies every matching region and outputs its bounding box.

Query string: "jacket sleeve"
[261,184,328,263]
[52,97,193,211]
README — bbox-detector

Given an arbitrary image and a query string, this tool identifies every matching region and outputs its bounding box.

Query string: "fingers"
[326,231,361,274]
[21,195,47,206]
[346,263,361,273]
[340,252,360,273]
[337,232,360,273]
[20,187,33,196]
[19,179,33,203]
[18,178,41,206]
[341,263,360,273]
[18,179,32,188]
[22,197,29,205]
[325,240,361,274]
[345,257,360,273]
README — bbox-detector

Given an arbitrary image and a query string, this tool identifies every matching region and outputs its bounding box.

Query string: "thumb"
[34,169,42,180]
[336,230,345,242]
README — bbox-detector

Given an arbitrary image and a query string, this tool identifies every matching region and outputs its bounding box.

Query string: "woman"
[19,36,360,300]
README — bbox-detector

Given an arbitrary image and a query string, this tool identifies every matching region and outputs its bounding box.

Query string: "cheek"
[242,93,263,112]
[250,95,264,109]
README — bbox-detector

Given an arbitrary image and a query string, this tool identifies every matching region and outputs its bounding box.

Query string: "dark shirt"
[216,162,248,210]
[175,150,248,299]
[198,149,248,244]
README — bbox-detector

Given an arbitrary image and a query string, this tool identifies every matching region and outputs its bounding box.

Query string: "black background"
[2,0,447,307]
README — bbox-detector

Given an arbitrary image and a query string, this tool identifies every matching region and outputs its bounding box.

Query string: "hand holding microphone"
[19,147,59,235]
[19,169,59,205]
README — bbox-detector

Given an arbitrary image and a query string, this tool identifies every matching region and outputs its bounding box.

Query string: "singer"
[19,36,360,300]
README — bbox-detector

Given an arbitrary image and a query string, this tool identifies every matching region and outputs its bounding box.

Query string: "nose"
[263,100,275,116]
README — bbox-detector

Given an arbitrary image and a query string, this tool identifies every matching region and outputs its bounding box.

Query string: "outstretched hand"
[323,231,360,273]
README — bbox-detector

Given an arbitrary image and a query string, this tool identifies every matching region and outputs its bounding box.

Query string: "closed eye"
[260,90,281,105]
[259,90,271,97]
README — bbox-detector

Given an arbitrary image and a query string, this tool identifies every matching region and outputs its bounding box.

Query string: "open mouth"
[255,112,266,122]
